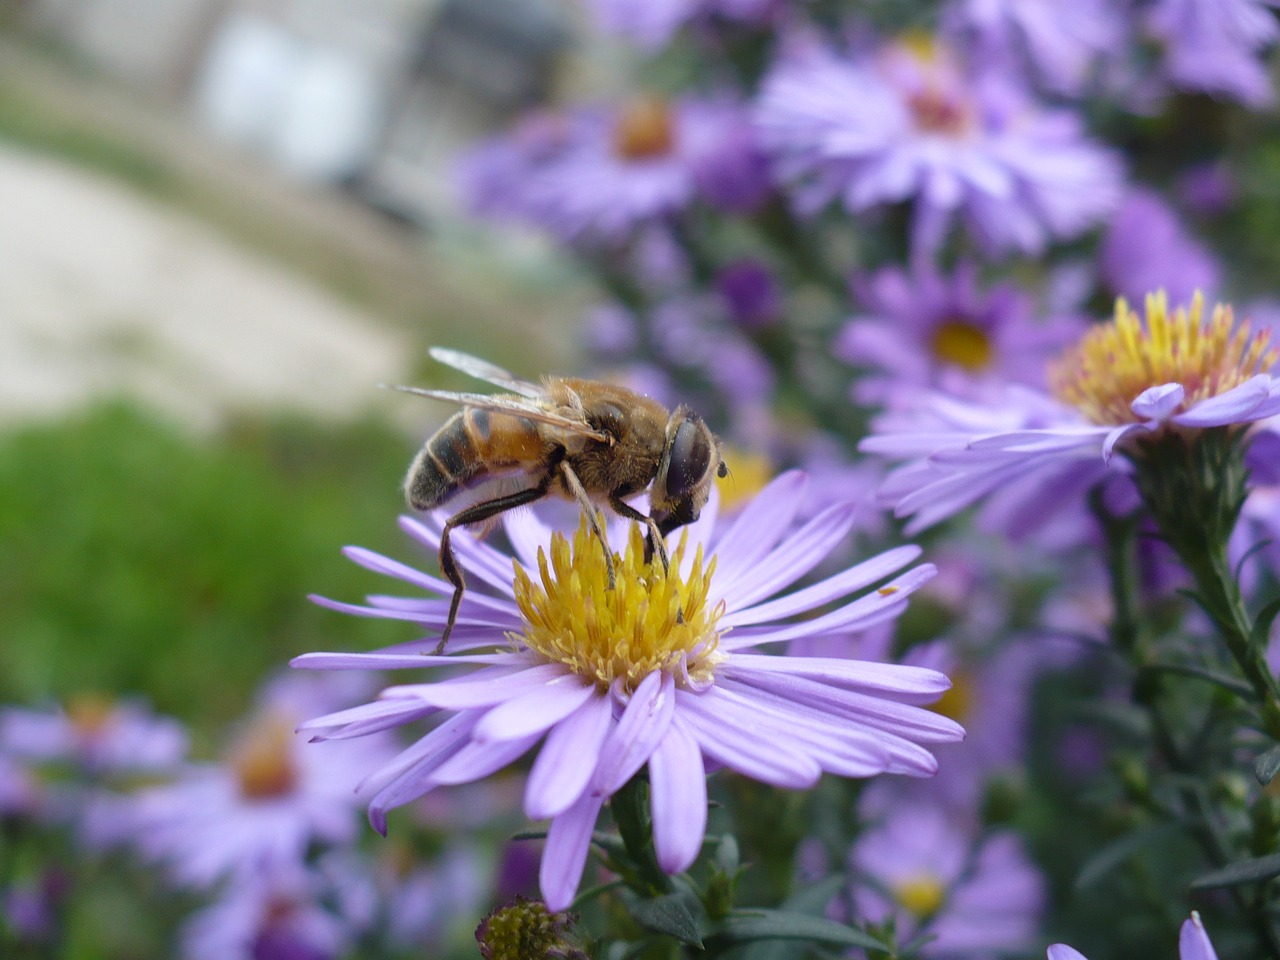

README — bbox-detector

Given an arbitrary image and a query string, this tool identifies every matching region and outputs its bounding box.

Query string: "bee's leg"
[609,496,669,575]
[435,481,552,654]
[558,462,615,589]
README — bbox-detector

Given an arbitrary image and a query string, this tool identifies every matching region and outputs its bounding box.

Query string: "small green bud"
[475,897,590,960]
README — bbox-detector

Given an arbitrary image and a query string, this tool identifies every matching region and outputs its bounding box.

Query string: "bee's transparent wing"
[387,386,609,442]
[428,347,543,399]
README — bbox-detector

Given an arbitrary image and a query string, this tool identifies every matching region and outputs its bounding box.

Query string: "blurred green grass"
[0,402,424,739]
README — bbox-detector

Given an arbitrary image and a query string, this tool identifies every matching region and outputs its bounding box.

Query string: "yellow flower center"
[893,873,946,918]
[1049,292,1278,426]
[228,713,299,800]
[930,319,994,371]
[66,694,116,738]
[714,445,773,514]
[613,97,676,160]
[511,519,726,692]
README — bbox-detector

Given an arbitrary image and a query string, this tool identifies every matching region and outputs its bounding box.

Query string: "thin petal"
[677,689,822,788]
[365,713,479,832]
[386,662,568,710]
[710,471,807,586]
[590,672,676,796]
[1175,375,1273,427]
[1179,912,1220,960]
[428,732,540,785]
[290,650,521,671]
[473,674,597,743]
[649,716,707,874]
[525,693,613,819]
[1130,382,1184,422]
[540,791,605,912]
[1047,948,1090,960]
[720,654,955,699]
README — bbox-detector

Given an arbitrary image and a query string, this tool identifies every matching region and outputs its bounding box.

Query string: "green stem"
[611,773,674,897]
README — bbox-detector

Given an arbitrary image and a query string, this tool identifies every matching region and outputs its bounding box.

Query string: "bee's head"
[651,408,726,537]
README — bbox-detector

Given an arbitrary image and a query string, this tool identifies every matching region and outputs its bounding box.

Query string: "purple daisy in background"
[945,0,1124,94]
[1049,911,1220,960]
[1146,0,1280,106]
[862,292,1280,532]
[293,471,963,910]
[850,785,1045,957]
[129,673,394,889]
[460,95,768,246]
[755,34,1122,257]
[1100,188,1220,305]
[838,261,1082,406]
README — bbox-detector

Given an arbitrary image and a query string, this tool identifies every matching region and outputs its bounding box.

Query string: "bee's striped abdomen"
[404,411,480,509]
[404,408,547,510]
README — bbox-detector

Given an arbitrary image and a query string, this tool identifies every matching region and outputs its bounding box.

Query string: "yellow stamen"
[714,445,773,514]
[930,319,994,371]
[613,97,676,160]
[1049,292,1277,425]
[894,874,946,918]
[228,713,299,800]
[511,518,726,692]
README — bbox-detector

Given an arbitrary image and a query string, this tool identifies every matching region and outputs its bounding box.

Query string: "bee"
[395,348,726,652]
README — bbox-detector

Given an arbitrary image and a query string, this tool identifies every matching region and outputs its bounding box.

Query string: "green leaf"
[1255,746,1280,785]
[1139,662,1255,699]
[1074,824,1180,890]
[736,876,851,960]
[1190,853,1280,890]
[1249,597,1280,649]
[715,909,886,950]
[627,893,705,947]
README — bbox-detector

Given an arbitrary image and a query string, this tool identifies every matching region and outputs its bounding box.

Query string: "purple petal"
[428,732,540,785]
[710,471,807,586]
[525,693,613,819]
[1131,382,1184,421]
[1174,375,1273,427]
[649,715,707,873]
[474,674,597,743]
[365,713,479,831]
[1046,947,1089,960]
[540,790,605,911]
[721,653,953,698]
[717,502,860,611]
[1179,912,1220,960]
[385,662,569,710]
[290,650,521,671]
[677,688,822,788]
[722,544,921,627]
[590,672,676,796]
[299,698,439,740]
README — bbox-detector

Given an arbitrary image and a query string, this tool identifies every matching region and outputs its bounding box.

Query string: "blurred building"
[17,0,571,222]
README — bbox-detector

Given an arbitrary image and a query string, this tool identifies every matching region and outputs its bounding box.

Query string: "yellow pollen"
[893,873,946,918]
[930,319,994,371]
[878,586,900,597]
[1049,291,1278,426]
[66,694,116,737]
[228,713,300,800]
[930,669,972,723]
[511,518,726,692]
[613,97,676,161]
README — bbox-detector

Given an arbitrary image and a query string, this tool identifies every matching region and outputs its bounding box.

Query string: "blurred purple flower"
[851,787,1044,956]
[1100,188,1219,304]
[1146,0,1280,106]
[1178,161,1235,217]
[755,35,1123,258]
[180,863,349,960]
[293,472,962,910]
[0,696,186,778]
[946,0,1124,93]
[716,258,782,329]
[131,674,392,889]
[838,261,1083,406]
[461,96,768,245]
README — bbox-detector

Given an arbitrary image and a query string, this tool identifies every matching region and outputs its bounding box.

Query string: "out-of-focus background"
[0,0,612,722]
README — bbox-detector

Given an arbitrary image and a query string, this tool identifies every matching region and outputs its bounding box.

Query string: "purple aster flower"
[130,674,394,889]
[716,258,782,330]
[1100,189,1220,305]
[838,261,1083,406]
[460,95,768,245]
[755,34,1123,258]
[1048,911,1220,960]
[588,0,780,50]
[850,786,1044,956]
[862,293,1280,533]
[0,696,186,778]
[293,471,963,911]
[945,0,1124,94]
[180,863,350,960]
[1146,0,1280,106]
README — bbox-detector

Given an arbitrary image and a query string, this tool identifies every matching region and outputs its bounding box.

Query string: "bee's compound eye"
[666,419,713,500]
